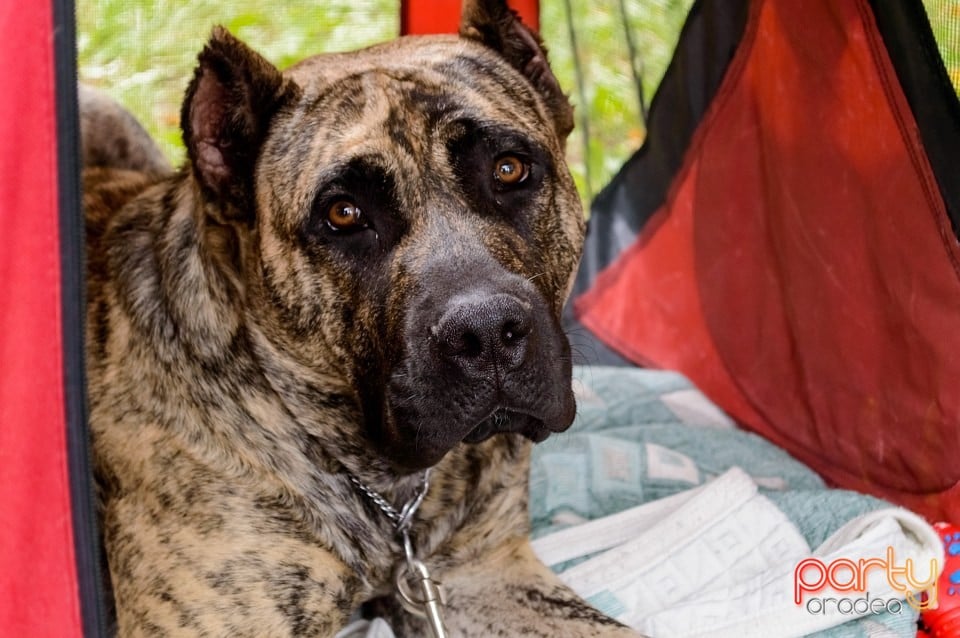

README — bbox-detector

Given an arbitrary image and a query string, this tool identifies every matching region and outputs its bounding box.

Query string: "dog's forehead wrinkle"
[291,59,547,145]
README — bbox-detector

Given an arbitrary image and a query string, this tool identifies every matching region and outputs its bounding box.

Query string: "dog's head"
[181,0,584,471]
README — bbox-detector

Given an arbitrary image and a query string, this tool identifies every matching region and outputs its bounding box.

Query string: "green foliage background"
[925,0,960,94]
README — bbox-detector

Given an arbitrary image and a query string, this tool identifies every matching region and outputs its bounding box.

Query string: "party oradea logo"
[794,548,939,615]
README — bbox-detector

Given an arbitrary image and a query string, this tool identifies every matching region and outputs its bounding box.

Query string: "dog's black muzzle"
[377,259,576,470]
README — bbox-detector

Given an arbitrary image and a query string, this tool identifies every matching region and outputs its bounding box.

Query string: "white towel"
[531,467,944,638]
[334,618,396,638]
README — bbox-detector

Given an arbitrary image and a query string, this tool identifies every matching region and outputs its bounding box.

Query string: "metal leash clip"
[394,535,448,638]
[348,469,448,637]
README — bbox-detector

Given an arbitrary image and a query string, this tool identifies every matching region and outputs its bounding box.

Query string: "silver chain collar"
[347,468,431,534]
[346,468,448,637]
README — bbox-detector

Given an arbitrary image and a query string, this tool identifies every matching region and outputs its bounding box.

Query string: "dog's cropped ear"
[181,26,294,220]
[460,0,574,140]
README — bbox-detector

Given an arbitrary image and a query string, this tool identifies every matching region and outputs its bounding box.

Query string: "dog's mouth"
[462,407,551,444]
[375,378,575,470]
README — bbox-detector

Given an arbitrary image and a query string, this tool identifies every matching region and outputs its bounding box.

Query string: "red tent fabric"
[0,0,102,634]
[0,1,87,636]
[575,0,960,523]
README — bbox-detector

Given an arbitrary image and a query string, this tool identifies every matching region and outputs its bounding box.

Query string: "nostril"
[501,319,530,346]
[434,323,485,359]
[459,331,484,358]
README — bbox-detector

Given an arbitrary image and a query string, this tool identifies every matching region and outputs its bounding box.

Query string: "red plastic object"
[401,0,539,35]
[919,523,960,637]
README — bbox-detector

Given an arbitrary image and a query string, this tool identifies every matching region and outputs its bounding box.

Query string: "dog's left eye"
[493,155,529,186]
[326,200,366,231]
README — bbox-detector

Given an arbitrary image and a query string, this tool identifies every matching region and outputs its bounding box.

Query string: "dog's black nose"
[433,293,532,375]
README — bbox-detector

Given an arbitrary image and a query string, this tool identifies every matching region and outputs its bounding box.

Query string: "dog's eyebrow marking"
[435,54,541,116]
[311,155,397,195]
[446,118,549,166]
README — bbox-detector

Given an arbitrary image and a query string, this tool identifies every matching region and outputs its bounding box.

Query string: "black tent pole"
[53,0,110,634]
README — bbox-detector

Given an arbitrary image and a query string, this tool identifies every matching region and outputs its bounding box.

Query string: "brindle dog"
[83,1,640,635]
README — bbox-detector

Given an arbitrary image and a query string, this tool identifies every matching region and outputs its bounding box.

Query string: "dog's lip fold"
[461,407,553,445]
[379,382,574,470]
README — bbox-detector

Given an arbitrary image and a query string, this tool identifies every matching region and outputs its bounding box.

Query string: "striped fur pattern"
[83,1,640,635]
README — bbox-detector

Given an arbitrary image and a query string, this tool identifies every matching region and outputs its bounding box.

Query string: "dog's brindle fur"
[84,2,640,635]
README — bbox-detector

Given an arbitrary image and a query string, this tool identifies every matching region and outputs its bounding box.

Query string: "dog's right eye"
[493,155,529,186]
[326,200,366,231]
